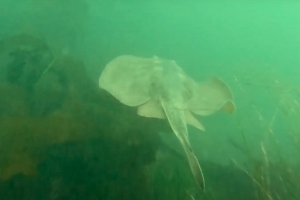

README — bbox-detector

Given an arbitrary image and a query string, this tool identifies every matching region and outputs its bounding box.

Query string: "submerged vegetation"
[0,34,299,200]
[0,34,169,199]
[228,68,300,200]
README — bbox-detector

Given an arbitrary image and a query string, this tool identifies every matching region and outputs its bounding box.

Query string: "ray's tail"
[181,139,205,191]
[161,101,205,191]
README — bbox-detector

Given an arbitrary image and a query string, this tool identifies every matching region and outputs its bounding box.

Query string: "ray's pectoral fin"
[137,100,166,119]
[188,77,236,116]
[99,55,154,107]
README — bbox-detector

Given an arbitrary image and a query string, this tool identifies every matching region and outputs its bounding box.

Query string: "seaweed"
[227,69,300,200]
[0,34,170,199]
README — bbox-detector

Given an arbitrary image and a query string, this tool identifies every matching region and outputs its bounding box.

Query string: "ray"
[99,55,236,191]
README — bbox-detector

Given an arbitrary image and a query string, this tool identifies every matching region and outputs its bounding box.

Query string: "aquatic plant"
[0,34,180,200]
[228,67,300,200]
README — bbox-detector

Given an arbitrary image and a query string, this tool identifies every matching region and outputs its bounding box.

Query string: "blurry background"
[1,0,299,165]
[0,0,300,199]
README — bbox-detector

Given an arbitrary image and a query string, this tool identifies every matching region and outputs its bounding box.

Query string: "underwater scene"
[0,1,300,200]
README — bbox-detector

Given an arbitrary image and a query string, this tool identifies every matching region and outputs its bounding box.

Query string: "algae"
[0,34,169,199]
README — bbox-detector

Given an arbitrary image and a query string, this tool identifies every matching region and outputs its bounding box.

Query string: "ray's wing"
[188,77,236,116]
[99,55,155,106]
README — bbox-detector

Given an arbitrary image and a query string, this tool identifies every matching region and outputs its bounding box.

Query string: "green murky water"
[0,1,299,199]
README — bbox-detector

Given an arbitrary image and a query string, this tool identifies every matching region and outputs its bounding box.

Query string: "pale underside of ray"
[99,55,236,131]
[99,55,236,191]
[99,55,153,107]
